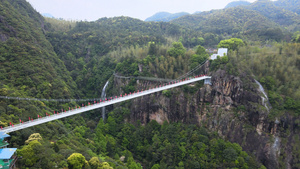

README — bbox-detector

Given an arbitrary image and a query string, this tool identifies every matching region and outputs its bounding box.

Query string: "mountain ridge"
[145,11,189,22]
[225,1,251,8]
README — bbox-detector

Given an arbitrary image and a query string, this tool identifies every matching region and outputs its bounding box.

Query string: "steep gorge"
[114,62,300,169]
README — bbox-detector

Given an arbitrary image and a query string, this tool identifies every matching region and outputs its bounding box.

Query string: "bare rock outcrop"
[114,66,299,168]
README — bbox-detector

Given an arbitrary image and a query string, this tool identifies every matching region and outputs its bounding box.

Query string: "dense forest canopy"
[0,0,300,168]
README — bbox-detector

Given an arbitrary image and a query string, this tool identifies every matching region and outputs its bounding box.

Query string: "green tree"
[127,157,142,169]
[89,157,101,169]
[100,162,113,169]
[195,45,207,56]
[162,90,171,98]
[260,76,275,91]
[168,42,186,57]
[190,45,209,68]
[148,42,157,56]
[25,133,43,144]
[218,38,244,51]
[151,164,160,169]
[95,119,108,154]
[292,31,300,43]
[223,147,238,162]
[18,140,42,167]
[67,153,87,169]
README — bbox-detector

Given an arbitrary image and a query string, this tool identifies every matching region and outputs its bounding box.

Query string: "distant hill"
[224,0,300,15]
[42,13,54,18]
[145,12,189,22]
[193,11,202,14]
[225,1,251,8]
[172,7,284,41]
[172,0,300,40]
[245,0,300,30]
[274,0,300,15]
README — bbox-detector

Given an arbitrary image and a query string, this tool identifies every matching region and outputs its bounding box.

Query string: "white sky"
[26,0,258,21]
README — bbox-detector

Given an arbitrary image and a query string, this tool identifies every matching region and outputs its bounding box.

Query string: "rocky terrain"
[114,62,300,169]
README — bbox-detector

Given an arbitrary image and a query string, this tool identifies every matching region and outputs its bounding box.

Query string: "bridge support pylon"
[204,77,212,85]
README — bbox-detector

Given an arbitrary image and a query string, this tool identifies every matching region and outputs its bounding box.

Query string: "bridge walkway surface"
[1,75,211,133]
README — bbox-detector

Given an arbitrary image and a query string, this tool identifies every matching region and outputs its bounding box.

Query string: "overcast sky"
[26,0,258,21]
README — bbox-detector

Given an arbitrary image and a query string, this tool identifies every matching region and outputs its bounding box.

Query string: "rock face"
[114,65,300,169]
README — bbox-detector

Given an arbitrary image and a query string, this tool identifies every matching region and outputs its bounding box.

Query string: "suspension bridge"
[1,75,211,133]
[0,60,212,133]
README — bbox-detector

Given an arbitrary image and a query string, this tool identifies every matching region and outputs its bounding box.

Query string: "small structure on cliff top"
[210,48,228,60]
[0,132,17,169]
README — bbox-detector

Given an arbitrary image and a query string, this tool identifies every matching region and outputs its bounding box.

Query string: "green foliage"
[260,76,275,91]
[269,91,284,110]
[148,42,158,56]
[162,90,172,98]
[89,157,101,169]
[190,45,209,69]
[182,85,198,94]
[2,0,299,168]
[292,31,300,43]
[91,111,260,169]
[89,157,113,169]
[167,42,186,57]
[228,43,300,117]
[18,140,42,166]
[151,164,160,169]
[100,162,113,169]
[173,7,286,41]
[218,38,244,51]
[210,55,229,71]
[0,0,78,125]
[67,153,87,169]
[233,43,300,101]
[25,133,42,144]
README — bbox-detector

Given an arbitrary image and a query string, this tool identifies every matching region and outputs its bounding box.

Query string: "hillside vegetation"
[172,7,283,41]
[229,43,300,114]
[0,0,79,125]
[0,0,300,168]
[172,0,300,41]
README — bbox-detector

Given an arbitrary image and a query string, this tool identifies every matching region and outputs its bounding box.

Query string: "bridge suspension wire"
[0,96,101,102]
[172,59,208,82]
[0,60,209,103]
[1,75,211,133]
[114,59,209,83]
[113,74,173,82]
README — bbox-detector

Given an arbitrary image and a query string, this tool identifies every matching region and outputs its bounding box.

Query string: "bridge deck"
[2,76,211,133]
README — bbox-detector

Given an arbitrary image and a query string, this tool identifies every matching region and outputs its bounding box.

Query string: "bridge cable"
[0,60,208,102]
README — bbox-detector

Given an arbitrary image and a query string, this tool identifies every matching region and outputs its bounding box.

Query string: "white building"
[210,48,228,60]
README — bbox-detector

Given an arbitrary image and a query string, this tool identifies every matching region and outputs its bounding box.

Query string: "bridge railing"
[1,75,211,133]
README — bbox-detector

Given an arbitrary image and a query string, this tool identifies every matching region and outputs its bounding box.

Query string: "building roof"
[0,132,10,140]
[210,48,228,60]
[210,54,218,60]
[0,148,17,159]
[217,48,228,56]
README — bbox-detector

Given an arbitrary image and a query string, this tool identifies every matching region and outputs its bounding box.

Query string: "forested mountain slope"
[172,7,283,41]
[225,0,300,15]
[274,0,300,15]
[1,0,300,168]
[0,0,79,122]
[245,0,300,31]
[45,16,208,97]
[172,0,300,40]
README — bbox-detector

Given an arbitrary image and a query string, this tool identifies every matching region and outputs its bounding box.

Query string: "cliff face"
[114,66,300,169]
